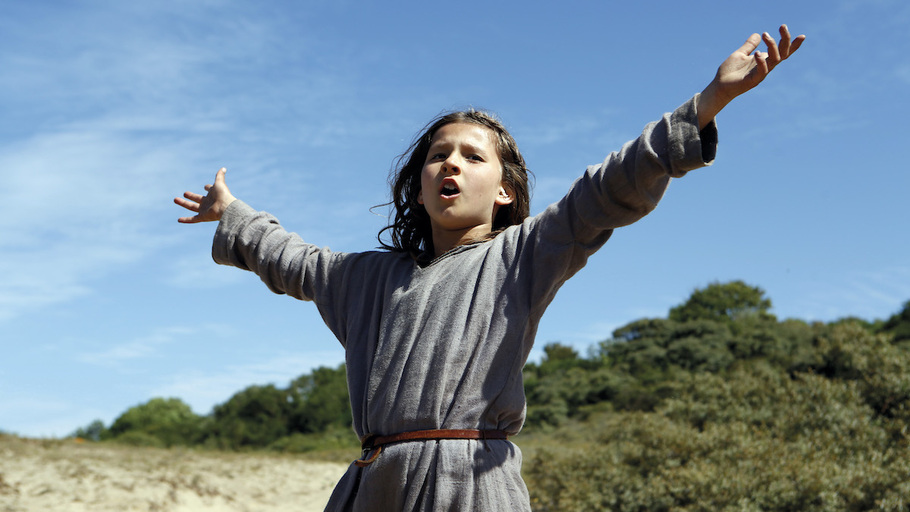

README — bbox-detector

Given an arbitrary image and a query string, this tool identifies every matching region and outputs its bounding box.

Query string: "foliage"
[70,419,107,441]
[205,384,292,450]
[287,364,351,434]
[880,300,910,344]
[524,343,629,426]
[267,426,359,454]
[76,280,910,509]
[519,282,910,509]
[523,355,910,511]
[668,280,775,324]
[91,366,352,452]
[106,397,203,447]
[200,365,351,450]
[810,323,910,425]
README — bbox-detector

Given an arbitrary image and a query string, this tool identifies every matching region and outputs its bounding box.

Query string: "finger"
[177,215,201,224]
[183,191,204,203]
[174,197,201,212]
[789,34,806,56]
[214,167,227,186]
[754,52,769,79]
[778,25,792,56]
[204,184,213,192]
[735,33,762,56]
[763,32,781,68]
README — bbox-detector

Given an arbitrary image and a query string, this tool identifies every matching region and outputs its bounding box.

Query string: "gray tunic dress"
[212,97,717,511]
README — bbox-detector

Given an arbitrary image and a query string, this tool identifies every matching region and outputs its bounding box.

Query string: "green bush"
[106,397,203,447]
[523,362,910,511]
[206,384,291,449]
[268,427,359,454]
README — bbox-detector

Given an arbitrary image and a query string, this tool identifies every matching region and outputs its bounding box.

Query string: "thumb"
[214,167,227,187]
[736,33,762,56]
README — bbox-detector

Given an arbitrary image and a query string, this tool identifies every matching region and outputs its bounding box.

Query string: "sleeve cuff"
[668,94,718,177]
[212,199,257,267]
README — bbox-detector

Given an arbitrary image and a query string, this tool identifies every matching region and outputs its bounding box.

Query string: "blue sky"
[2,1,908,438]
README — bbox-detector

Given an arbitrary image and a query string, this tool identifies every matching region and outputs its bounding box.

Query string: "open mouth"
[440,182,460,198]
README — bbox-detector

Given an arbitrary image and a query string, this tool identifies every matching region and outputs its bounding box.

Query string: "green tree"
[601,318,738,376]
[669,280,775,324]
[600,318,676,377]
[880,300,910,344]
[664,319,734,371]
[70,419,107,441]
[208,384,291,449]
[526,343,633,426]
[107,397,202,447]
[288,364,351,434]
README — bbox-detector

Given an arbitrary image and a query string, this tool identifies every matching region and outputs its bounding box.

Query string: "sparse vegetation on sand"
[0,434,348,511]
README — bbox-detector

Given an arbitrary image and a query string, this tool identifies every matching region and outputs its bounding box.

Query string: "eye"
[428,152,446,162]
[467,154,484,162]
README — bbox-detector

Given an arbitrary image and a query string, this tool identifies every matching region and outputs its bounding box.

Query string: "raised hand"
[174,167,237,224]
[697,25,806,129]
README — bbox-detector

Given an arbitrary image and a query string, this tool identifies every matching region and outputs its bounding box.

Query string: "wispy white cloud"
[0,128,196,321]
[0,2,357,323]
[76,325,198,367]
[793,266,910,321]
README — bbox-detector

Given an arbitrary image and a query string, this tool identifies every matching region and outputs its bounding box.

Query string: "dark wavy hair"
[378,109,532,258]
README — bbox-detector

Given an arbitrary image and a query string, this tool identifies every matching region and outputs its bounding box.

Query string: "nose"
[442,154,461,174]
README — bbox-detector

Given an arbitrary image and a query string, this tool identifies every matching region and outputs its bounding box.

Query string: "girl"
[176,26,804,511]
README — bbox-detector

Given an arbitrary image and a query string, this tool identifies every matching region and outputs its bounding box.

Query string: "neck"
[430,224,494,258]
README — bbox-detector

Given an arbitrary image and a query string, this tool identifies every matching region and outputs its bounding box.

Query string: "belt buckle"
[360,434,375,459]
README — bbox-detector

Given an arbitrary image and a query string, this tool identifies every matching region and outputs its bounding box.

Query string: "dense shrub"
[520,285,910,510]
[105,397,203,447]
[524,363,910,511]
[205,384,293,449]
[267,427,359,454]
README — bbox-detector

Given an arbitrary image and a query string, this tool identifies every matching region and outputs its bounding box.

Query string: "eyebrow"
[428,138,490,155]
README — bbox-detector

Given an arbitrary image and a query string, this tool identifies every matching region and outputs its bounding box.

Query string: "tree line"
[71,281,910,509]
[72,364,353,451]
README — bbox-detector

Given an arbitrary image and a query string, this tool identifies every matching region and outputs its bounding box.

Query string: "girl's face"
[417,122,513,240]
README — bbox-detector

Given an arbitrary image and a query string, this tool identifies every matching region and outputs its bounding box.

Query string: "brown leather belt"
[355,429,509,467]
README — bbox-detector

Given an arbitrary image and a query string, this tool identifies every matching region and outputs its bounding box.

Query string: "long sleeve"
[212,200,339,302]
[512,94,718,311]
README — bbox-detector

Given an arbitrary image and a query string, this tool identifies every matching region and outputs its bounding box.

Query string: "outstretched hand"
[697,25,806,129]
[174,167,237,223]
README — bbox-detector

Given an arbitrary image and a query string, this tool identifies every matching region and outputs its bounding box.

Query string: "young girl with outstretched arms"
[176,26,804,512]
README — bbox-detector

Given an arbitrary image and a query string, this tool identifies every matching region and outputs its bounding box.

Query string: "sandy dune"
[0,436,350,511]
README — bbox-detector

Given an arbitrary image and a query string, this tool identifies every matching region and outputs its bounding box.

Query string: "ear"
[495,184,514,206]
[417,188,424,205]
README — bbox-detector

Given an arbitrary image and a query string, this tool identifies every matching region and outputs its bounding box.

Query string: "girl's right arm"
[175,167,328,301]
[176,169,359,345]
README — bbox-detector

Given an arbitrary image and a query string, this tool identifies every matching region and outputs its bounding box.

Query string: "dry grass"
[0,434,349,512]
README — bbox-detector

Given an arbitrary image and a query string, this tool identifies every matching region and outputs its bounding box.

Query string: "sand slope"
[0,436,349,512]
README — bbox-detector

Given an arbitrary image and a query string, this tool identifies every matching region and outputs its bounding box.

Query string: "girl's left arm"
[175,167,236,224]
[696,25,806,130]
